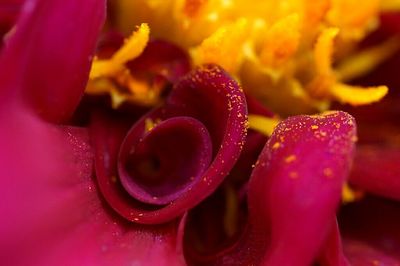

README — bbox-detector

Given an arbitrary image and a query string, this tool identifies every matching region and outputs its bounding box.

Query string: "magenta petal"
[119,116,212,205]
[0,106,92,263]
[340,197,400,265]
[0,0,105,123]
[0,0,23,41]
[184,111,357,265]
[318,221,350,266]
[343,239,400,266]
[92,64,248,224]
[350,145,400,201]
[248,111,356,266]
[0,107,186,265]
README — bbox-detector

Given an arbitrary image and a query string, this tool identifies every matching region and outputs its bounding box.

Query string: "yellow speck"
[145,118,161,132]
[284,154,297,163]
[289,171,299,179]
[323,167,333,177]
[272,142,281,149]
[311,125,319,130]
[372,259,380,266]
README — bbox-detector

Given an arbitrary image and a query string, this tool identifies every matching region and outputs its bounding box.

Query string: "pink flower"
[0,1,399,265]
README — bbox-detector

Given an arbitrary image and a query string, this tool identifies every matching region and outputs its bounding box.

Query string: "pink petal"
[248,111,356,266]
[0,0,105,123]
[0,0,23,41]
[318,221,350,266]
[350,145,400,201]
[340,196,400,265]
[183,111,357,265]
[91,64,248,224]
[0,106,186,265]
[119,116,213,205]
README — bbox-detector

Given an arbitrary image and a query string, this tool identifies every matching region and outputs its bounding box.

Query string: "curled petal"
[91,64,248,224]
[248,111,356,266]
[119,116,212,205]
[0,0,105,123]
[183,111,357,265]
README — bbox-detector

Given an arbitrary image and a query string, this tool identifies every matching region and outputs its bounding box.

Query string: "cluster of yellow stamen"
[108,0,399,115]
[87,24,163,108]
[86,0,400,208]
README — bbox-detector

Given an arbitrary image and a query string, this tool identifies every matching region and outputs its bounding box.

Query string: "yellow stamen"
[192,18,249,73]
[260,14,301,67]
[337,36,400,81]
[248,114,280,136]
[380,0,400,11]
[342,183,364,203]
[327,0,380,39]
[314,27,339,76]
[330,83,388,106]
[89,23,150,79]
[113,23,150,66]
[223,184,239,237]
[86,24,166,108]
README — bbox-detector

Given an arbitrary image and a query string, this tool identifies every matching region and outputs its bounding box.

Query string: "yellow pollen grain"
[272,142,281,149]
[145,118,161,132]
[323,167,333,177]
[285,154,297,163]
[372,259,380,266]
[311,125,319,130]
[289,171,299,179]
